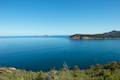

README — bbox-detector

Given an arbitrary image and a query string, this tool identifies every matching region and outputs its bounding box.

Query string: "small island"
[70,30,120,40]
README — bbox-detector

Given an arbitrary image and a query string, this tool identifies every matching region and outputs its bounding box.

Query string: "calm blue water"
[0,37,120,71]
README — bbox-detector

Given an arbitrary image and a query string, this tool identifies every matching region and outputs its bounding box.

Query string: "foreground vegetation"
[1,62,120,80]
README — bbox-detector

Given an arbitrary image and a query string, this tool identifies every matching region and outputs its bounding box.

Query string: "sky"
[0,0,120,36]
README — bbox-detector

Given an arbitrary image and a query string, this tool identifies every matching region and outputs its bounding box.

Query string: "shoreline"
[0,62,120,80]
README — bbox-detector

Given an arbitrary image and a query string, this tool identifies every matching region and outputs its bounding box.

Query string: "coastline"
[1,62,120,80]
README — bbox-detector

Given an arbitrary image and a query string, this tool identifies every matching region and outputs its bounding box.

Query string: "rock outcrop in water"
[70,30,120,40]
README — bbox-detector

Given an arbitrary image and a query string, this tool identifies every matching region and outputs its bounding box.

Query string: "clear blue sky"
[0,0,120,35]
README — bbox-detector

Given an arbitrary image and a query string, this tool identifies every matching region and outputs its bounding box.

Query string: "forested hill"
[70,31,120,40]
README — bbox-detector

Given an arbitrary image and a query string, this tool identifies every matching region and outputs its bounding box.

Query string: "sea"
[0,36,120,71]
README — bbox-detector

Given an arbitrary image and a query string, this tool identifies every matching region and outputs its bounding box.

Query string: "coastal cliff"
[70,30,120,40]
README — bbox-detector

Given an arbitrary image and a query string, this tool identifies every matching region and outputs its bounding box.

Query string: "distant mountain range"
[0,31,120,39]
[70,30,120,40]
